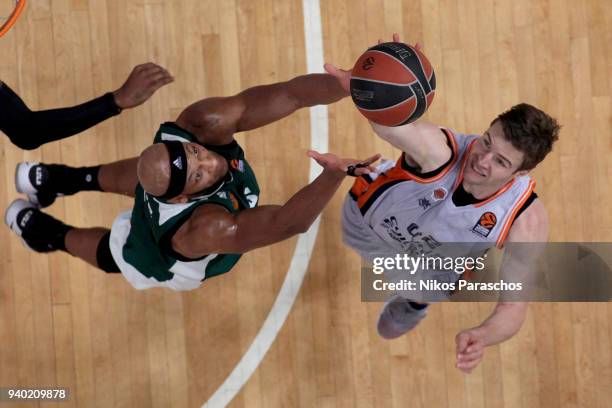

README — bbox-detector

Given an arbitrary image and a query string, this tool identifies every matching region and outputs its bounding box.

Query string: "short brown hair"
[491,103,560,171]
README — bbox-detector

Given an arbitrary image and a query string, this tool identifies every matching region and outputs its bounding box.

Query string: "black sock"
[409,301,428,310]
[42,164,103,195]
[17,207,73,252]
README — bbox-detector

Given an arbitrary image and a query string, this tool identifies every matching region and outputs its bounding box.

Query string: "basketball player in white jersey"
[325,34,560,373]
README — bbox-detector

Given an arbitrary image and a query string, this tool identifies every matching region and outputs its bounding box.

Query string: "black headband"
[155,140,188,200]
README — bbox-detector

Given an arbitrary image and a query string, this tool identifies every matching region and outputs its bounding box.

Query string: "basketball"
[350,42,436,126]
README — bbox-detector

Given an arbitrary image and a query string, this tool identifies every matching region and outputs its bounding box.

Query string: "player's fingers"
[457,358,481,372]
[377,38,383,45]
[455,332,470,354]
[458,349,483,363]
[151,76,174,89]
[414,42,422,51]
[140,65,167,77]
[324,63,339,76]
[136,62,157,72]
[465,339,484,354]
[360,153,381,166]
[147,70,173,83]
[307,150,325,161]
[392,33,400,42]
[352,168,370,176]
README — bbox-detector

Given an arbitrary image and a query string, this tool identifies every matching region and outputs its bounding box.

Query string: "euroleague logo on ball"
[350,42,436,127]
[362,57,375,70]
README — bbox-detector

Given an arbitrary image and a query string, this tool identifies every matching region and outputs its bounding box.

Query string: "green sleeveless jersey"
[122,122,260,284]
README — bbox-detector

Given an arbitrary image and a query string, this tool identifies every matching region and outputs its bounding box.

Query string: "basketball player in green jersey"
[6,71,377,291]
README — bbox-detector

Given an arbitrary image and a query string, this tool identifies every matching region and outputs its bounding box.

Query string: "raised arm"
[1,62,173,150]
[368,121,452,172]
[325,35,450,172]
[175,74,348,146]
[171,151,379,257]
[454,199,549,373]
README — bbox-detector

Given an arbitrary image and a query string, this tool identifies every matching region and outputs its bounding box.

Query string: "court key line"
[203,0,327,406]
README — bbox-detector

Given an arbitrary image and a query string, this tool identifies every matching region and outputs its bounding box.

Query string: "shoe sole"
[4,199,36,251]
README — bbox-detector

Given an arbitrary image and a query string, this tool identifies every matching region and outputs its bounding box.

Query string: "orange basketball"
[350,42,436,126]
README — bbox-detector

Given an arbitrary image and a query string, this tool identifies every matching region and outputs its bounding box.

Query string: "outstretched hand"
[323,63,352,93]
[307,150,381,177]
[455,329,485,374]
[324,34,422,93]
[113,62,174,109]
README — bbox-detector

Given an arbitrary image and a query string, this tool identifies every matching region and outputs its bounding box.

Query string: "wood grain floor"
[0,0,610,407]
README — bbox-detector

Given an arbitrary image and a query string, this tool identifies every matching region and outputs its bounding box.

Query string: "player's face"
[463,121,526,187]
[182,142,228,195]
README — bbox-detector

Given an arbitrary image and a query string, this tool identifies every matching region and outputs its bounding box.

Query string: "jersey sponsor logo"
[418,197,431,210]
[173,157,184,170]
[432,187,447,201]
[472,212,497,237]
[380,217,441,256]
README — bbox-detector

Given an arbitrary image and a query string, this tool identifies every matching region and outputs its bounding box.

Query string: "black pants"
[0,81,121,149]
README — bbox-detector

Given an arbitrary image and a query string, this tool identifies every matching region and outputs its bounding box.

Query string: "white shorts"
[109,210,203,291]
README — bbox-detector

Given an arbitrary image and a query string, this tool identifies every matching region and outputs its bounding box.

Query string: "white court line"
[202,0,327,406]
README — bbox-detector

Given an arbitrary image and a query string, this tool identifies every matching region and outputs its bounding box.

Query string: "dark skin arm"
[175,74,348,145]
[171,151,380,257]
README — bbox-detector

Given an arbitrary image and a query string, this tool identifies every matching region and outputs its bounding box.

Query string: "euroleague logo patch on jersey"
[431,187,447,201]
[472,211,497,237]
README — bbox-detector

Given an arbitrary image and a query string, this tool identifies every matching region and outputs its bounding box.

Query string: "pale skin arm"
[324,33,451,172]
[171,152,380,257]
[454,199,549,373]
[175,74,348,145]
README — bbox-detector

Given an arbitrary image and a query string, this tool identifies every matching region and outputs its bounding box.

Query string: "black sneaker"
[15,162,62,208]
[4,199,71,253]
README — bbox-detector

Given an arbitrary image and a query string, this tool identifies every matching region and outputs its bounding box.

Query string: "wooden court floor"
[0,0,611,407]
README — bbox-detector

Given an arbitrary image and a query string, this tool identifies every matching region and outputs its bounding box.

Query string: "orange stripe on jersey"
[495,179,537,248]
[474,179,515,208]
[352,164,413,213]
[350,128,458,214]
[401,128,459,184]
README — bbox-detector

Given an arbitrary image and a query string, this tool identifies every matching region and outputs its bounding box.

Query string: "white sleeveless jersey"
[342,128,536,261]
